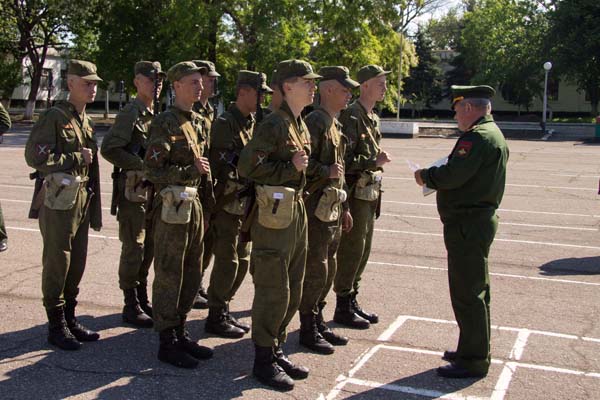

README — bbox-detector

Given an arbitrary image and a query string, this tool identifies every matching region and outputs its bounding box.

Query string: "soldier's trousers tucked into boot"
[122,287,153,328]
[46,306,81,351]
[253,344,294,391]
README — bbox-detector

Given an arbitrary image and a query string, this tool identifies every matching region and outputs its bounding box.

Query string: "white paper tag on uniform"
[273,192,284,200]
[180,192,190,199]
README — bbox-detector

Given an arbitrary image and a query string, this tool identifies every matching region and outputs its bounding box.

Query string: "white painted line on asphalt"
[384,200,597,219]
[369,261,600,287]
[551,174,599,179]
[517,362,600,378]
[375,228,600,250]
[343,377,472,400]
[377,315,409,341]
[324,346,381,400]
[509,330,530,361]
[381,213,597,231]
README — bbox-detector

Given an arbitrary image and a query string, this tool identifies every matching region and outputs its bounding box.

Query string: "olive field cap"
[277,59,322,82]
[192,60,221,77]
[67,59,102,81]
[357,64,391,84]
[134,61,167,78]
[237,70,273,93]
[167,61,206,82]
[450,85,496,110]
[318,66,359,89]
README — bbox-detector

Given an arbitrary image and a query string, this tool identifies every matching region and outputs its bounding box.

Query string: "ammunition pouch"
[315,186,347,223]
[124,170,148,203]
[159,185,197,224]
[354,171,382,202]
[222,180,248,216]
[43,172,87,211]
[255,185,297,229]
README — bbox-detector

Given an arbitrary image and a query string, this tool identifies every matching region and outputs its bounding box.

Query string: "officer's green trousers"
[207,210,250,309]
[152,198,203,332]
[334,197,377,297]
[251,199,307,348]
[299,201,341,315]
[443,213,498,376]
[0,201,6,241]
[117,195,153,290]
[39,188,89,310]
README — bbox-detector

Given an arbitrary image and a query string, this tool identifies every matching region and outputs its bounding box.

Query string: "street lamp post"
[541,61,552,134]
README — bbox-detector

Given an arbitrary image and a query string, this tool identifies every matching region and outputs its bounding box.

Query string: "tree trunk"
[24,67,43,120]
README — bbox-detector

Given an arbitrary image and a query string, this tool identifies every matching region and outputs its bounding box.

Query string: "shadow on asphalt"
[0,313,265,399]
[539,256,600,276]
[342,369,480,399]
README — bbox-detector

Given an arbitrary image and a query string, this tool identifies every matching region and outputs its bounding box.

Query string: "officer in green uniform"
[191,59,221,309]
[334,65,392,329]
[238,59,321,391]
[144,61,214,368]
[0,102,10,252]
[101,61,166,328]
[298,66,358,354]
[204,70,271,338]
[25,60,103,350]
[415,85,509,379]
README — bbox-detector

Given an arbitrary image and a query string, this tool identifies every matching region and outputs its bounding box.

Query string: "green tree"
[459,0,549,112]
[403,29,443,114]
[549,0,600,116]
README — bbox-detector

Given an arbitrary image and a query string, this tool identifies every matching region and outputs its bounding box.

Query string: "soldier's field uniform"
[334,65,391,329]
[298,66,359,355]
[101,61,166,328]
[192,59,220,310]
[204,71,271,339]
[238,60,321,391]
[144,62,213,368]
[419,85,508,378]
[0,102,10,252]
[25,60,103,350]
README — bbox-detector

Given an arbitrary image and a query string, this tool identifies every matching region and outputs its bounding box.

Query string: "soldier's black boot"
[253,344,294,391]
[299,312,334,355]
[122,288,153,328]
[333,295,370,329]
[274,345,309,379]
[225,303,250,333]
[177,317,213,360]
[158,328,199,368]
[192,287,208,309]
[136,282,153,318]
[46,307,81,351]
[205,307,245,338]
[317,302,348,346]
[351,292,379,324]
[64,300,100,342]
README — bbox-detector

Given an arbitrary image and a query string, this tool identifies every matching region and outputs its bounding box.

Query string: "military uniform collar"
[57,100,84,123]
[313,105,334,125]
[228,102,254,128]
[169,105,193,120]
[279,101,303,129]
[133,97,152,116]
[355,100,377,125]
[466,114,494,132]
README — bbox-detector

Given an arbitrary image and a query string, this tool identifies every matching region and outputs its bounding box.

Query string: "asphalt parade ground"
[1,126,599,400]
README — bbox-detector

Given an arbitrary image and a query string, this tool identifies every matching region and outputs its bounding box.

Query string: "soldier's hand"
[292,150,309,172]
[414,169,425,186]
[342,209,353,232]
[375,151,391,167]
[329,163,344,179]
[195,157,211,175]
[81,148,93,165]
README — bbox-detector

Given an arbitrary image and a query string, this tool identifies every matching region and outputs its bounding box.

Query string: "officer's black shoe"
[317,302,349,346]
[136,283,153,318]
[64,300,100,342]
[299,312,334,355]
[436,362,487,379]
[122,288,153,328]
[442,350,457,361]
[351,294,379,324]
[158,329,199,368]
[192,288,209,309]
[46,307,81,351]
[176,319,214,360]
[0,239,7,252]
[333,295,370,329]
[225,304,250,333]
[253,345,294,391]
[205,308,245,338]
[274,346,309,380]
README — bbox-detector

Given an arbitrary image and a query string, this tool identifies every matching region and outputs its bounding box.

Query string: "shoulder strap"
[174,112,202,160]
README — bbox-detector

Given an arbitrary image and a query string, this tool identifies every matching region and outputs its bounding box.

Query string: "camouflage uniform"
[24,60,103,350]
[420,85,509,378]
[0,102,10,250]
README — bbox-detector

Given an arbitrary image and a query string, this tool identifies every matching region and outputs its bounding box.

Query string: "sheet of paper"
[422,156,448,196]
